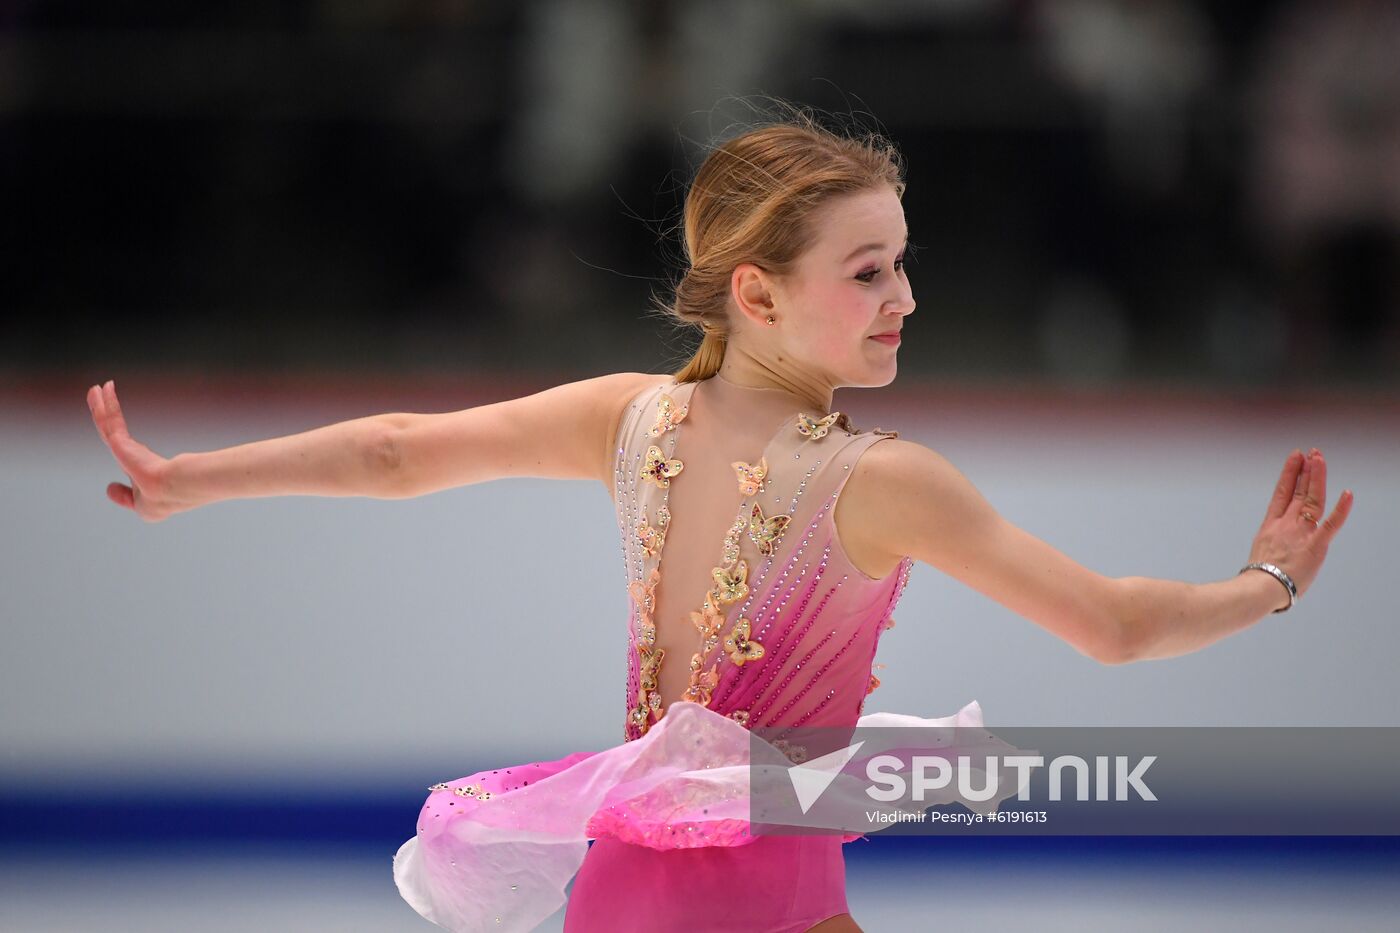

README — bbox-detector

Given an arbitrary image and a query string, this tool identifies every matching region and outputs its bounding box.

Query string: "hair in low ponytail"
[675,326,727,384]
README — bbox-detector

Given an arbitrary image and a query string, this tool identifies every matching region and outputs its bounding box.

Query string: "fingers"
[1287,448,1352,546]
[1268,449,1304,520]
[1304,447,1326,516]
[107,481,134,510]
[90,380,155,516]
[87,383,106,434]
[1288,448,1327,528]
[88,380,117,439]
[1318,488,1354,545]
[90,379,143,481]
[101,380,131,440]
[1290,450,1314,512]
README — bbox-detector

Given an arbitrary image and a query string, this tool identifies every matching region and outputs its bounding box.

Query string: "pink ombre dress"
[393,372,1027,932]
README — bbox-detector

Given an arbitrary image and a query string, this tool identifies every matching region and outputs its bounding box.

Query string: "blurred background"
[6,0,1400,385]
[3,1,1397,930]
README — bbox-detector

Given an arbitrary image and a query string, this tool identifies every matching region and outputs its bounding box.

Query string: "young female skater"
[87,109,1352,932]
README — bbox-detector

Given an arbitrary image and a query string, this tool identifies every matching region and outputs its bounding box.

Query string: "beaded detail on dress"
[611,376,915,744]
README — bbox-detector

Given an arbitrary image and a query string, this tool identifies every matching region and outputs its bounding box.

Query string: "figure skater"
[87,107,1353,933]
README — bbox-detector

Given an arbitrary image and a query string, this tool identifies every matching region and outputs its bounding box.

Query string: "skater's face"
[735,185,915,389]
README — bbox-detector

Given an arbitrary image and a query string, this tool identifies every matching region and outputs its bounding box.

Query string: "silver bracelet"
[1239,562,1297,614]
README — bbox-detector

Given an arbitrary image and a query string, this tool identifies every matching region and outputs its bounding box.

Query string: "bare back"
[609,371,914,743]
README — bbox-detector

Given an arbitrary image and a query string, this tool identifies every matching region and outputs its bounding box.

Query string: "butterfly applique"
[710,559,749,605]
[732,456,769,496]
[638,646,665,695]
[688,591,727,642]
[771,738,808,764]
[647,392,689,437]
[796,411,842,440]
[747,502,791,557]
[635,504,670,558]
[628,566,660,616]
[641,444,684,488]
[683,681,717,706]
[723,617,765,666]
[628,567,661,648]
[682,658,720,705]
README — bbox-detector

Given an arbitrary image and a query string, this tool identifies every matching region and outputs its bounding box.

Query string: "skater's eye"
[855,253,906,284]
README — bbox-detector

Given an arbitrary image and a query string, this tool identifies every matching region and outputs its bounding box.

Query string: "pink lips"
[869,332,901,345]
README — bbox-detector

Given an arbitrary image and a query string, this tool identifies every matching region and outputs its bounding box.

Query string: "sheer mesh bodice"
[612,372,912,743]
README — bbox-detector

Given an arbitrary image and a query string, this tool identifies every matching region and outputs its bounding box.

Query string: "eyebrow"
[842,232,910,263]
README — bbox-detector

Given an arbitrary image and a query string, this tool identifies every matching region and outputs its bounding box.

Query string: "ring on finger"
[1300,511,1319,526]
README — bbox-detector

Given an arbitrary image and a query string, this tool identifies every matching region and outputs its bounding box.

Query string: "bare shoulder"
[834,435,1128,663]
[847,437,962,497]
[834,437,952,579]
[451,370,664,487]
[385,371,675,499]
[595,371,674,487]
[587,370,671,420]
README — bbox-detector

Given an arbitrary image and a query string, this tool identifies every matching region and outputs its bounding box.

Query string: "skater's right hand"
[87,380,181,522]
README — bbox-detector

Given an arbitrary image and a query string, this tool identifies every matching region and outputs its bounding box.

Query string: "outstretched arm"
[88,379,404,521]
[88,372,667,520]
[372,371,665,499]
[1117,447,1350,661]
[838,440,1351,665]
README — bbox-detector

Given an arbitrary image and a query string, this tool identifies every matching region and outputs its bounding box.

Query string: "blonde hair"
[652,102,907,383]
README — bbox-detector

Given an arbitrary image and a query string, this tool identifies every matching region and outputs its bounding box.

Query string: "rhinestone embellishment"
[625,385,852,739]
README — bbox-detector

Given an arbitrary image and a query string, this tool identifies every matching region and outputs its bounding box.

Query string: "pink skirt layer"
[394,699,1028,932]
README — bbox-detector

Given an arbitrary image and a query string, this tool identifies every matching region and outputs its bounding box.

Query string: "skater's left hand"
[1246,448,1354,607]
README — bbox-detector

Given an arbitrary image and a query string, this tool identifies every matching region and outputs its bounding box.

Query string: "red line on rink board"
[5,366,1400,429]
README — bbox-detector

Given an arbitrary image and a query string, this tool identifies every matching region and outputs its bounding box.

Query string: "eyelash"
[855,254,907,283]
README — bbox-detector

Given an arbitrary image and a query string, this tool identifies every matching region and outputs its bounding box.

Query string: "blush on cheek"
[808,329,848,360]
